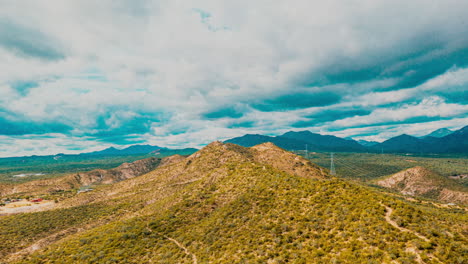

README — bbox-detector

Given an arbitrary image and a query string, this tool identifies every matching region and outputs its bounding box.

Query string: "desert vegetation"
[0,143,464,263]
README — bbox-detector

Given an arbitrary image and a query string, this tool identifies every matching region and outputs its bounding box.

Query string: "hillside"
[0,143,466,263]
[0,148,197,184]
[0,157,161,198]
[376,166,468,205]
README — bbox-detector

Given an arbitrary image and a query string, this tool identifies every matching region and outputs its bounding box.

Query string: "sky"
[0,0,467,157]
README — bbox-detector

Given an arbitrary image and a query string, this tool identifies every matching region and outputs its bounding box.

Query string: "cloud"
[10,80,39,96]
[330,97,468,129]
[0,19,65,61]
[252,92,341,111]
[202,107,244,119]
[0,115,71,136]
[291,108,372,128]
[0,0,467,156]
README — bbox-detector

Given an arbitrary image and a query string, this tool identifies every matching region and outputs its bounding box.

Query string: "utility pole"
[330,152,336,176]
[305,144,309,160]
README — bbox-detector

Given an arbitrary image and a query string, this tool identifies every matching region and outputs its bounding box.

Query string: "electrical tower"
[330,152,336,175]
[305,144,309,160]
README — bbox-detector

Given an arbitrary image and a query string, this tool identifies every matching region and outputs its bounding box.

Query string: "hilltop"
[0,142,466,263]
[376,166,468,205]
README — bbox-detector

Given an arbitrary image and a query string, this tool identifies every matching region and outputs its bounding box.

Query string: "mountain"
[83,144,165,156]
[226,126,468,154]
[422,128,453,138]
[424,125,468,153]
[225,131,365,152]
[376,166,467,204]
[281,131,365,152]
[373,126,468,154]
[372,134,426,153]
[1,142,466,263]
[357,139,379,147]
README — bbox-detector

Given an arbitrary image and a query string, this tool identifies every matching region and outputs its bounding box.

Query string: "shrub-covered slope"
[1,142,466,264]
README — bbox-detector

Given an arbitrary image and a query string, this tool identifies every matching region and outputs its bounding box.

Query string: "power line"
[330,152,336,175]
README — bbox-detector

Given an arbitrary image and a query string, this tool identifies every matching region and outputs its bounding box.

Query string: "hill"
[0,147,198,184]
[224,134,314,150]
[376,166,468,204]
[0,142,466,263]
[0,157,161,199]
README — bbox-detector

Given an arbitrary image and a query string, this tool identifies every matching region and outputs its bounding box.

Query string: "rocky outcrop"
[249,142,328,179]
[76,157,161,185]
[377,166,467,205]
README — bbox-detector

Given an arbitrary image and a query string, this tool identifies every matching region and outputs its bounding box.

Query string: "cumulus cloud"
[0,0,467,156]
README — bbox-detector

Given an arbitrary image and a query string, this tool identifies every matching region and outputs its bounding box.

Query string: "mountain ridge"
[225,125,468,154]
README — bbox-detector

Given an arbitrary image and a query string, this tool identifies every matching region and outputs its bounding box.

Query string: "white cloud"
[0,0,468,156]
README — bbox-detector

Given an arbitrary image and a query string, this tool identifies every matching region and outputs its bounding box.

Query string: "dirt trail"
[145,225,198,264]
[382,204,429,242]
[5,227,83,262]
[381,203,444,264]
[405,246,424,264]
[164,235,198,264]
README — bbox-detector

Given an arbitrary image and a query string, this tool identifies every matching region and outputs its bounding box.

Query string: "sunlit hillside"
[0,143,466,264]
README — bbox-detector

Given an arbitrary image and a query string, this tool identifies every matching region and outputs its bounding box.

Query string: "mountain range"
[2,126,466,161]
[226,126,468,154]
[82,144,197,156]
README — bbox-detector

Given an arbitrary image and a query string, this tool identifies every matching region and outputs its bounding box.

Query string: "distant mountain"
[225,131,365,152]
[424,125,468,153]
[84,144,165,156]
[281,131,365,152]
[372,134,426,153]
[372,126,468,154]
[226,126,468,154]
[422,128,453,138]
[356,140,379,147]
